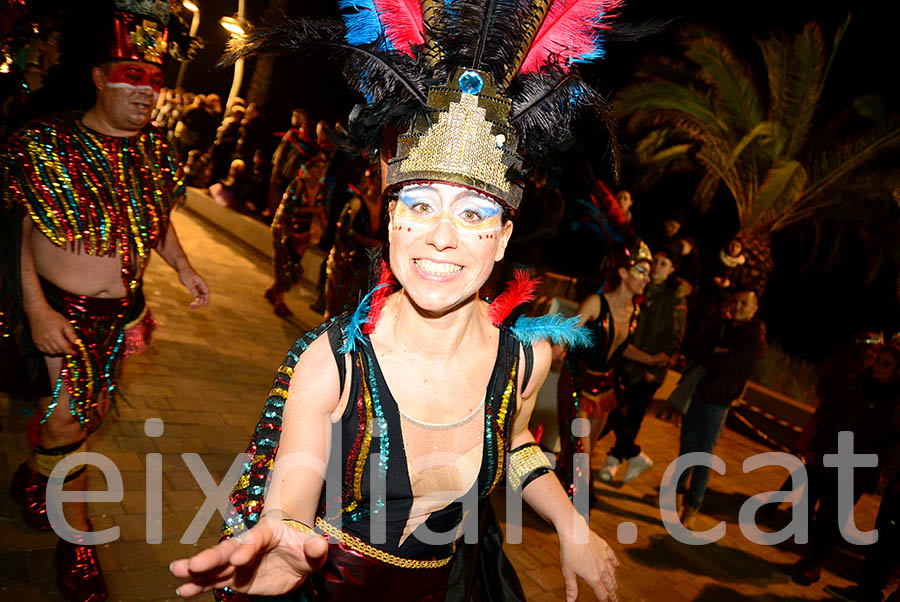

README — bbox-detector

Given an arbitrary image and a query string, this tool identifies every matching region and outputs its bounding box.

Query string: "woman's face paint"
[388,182,513,315]
[105,62,163,102]
[394,184,503,239]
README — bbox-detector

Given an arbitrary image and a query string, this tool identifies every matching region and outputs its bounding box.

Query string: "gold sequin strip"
[314,518,453,569]
[352,354,374,504]
[507,444,552,491]
[489,361,517,492]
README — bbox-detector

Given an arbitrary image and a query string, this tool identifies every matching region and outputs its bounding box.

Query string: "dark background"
[64,0,900,361]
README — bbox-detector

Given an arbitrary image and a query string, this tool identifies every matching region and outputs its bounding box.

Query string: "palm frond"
[750,159,808,230]
[681,29,764,135]
[758,23,826,158]
[692,168,721,213]
[614,80,726,135]
[802,116,900,204]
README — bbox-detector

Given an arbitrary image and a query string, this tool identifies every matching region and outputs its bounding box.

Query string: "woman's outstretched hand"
[170,517,328,598]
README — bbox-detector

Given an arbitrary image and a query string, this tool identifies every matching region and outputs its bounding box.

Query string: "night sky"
[173,0,900,361]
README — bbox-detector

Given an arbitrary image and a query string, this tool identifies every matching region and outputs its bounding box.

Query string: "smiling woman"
[169,0,641,600]
[388,183,513,315]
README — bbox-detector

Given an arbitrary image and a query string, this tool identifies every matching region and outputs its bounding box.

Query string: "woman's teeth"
[414,259,462,275]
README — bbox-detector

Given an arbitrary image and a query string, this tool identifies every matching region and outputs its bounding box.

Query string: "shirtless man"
[2,4,209,601]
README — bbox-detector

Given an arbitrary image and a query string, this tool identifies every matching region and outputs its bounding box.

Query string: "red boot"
[9,462,52,531]
[273,300,294,318]
[55,537,108,602]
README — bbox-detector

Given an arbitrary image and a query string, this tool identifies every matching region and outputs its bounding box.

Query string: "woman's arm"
[576,294,602,327]
[510,340,619,602]
[622,343,669,366]
[171,334,346,597]
[264,333,348,521]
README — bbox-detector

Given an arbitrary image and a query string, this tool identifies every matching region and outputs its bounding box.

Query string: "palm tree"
[613,18,900,293]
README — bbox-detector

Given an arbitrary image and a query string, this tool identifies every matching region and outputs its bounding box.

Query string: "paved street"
[1,209,893,601]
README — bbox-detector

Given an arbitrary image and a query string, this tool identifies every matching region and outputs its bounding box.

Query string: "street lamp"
[219,0,246,113]
[219,16,245,36]
[174,0,201,90]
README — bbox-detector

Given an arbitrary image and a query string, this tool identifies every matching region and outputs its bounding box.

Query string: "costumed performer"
[1,2,208,601]
[324,164,387,319]
[555,243,670,500]
[264,151,329,318]
[171,0,657,599]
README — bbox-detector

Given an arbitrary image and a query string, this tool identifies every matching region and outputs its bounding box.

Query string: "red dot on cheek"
[407,227,411,232]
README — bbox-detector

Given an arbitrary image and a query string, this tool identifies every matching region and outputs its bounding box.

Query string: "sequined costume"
[218,315,523,601]
[216,272,590,601]
[556,292,639,498]
[271,177,324,293]
[0,111,183,428]
[324,188,387,318]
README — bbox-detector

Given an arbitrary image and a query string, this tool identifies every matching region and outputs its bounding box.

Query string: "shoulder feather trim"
[511,313,592,347]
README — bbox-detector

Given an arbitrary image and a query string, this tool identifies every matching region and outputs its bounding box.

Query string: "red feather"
[520,0,623,74]
[490,270,541,325]
[363,259,398,334]
[373,0,425,57]
[592,179,626,227]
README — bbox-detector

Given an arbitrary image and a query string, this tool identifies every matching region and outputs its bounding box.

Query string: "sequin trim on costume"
[315,517,454,569]
[1,112,183,292]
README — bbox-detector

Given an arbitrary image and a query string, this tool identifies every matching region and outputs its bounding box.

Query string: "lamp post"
[174,0,200,90]
[220,0,246,113]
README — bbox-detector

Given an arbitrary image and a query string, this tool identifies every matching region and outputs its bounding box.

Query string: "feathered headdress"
[226,0,651,210]
[109,0,202,65]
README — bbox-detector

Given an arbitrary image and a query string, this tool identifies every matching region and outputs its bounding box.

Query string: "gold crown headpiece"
[386,67,524,208]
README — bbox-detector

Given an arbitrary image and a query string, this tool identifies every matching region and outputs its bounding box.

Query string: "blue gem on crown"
[458,70,484,95]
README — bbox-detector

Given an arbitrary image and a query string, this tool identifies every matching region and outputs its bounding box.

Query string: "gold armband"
[35,440,87,479]
[507,443,552,493]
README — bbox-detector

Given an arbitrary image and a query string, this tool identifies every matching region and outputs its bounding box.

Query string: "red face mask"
[106,62,163,95]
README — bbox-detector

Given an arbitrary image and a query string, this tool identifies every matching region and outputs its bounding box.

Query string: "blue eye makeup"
[399,189,437,209]
[395,186,502,234]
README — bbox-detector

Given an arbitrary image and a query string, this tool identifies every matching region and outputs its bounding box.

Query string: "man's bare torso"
[29,220,140,298]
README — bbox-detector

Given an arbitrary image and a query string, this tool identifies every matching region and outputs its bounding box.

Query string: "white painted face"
[94,61,163,131]
[389,183,513,314]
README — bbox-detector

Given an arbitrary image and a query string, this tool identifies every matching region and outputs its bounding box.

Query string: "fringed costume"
[556,288,640,499]
[324,186,388,318]
[2,3,202,601]
[271,177,325,294]
[1,111,182,430]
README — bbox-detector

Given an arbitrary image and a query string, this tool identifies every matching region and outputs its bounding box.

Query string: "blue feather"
[511,314,593,348]
[339,0,388,48]
[339,284,388,353]
[568,13,608,67]
[571,197,624,246]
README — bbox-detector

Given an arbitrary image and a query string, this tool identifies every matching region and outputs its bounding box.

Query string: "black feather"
[219,17,428,107]
[605,18,677,43]
[430,0,534,86]
[509,69,621,178]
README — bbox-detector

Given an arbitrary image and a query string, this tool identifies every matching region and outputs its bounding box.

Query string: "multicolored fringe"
[1,112,183,291]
